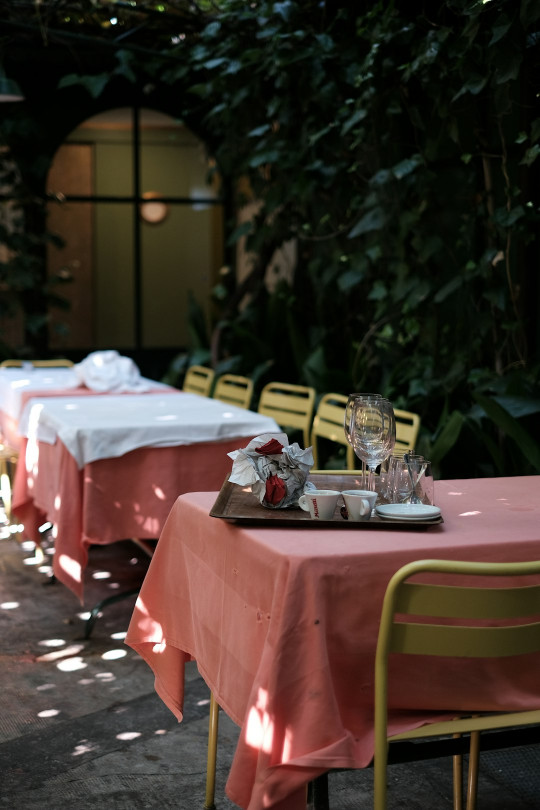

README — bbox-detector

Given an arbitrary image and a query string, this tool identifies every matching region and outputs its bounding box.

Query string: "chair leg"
[204,691,220,809]
[466,731,480,810]
[373,750,388,810]
[452,733,463,810]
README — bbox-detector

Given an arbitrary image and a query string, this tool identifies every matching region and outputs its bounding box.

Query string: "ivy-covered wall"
[164,0,540,477]
[1,0,539,477]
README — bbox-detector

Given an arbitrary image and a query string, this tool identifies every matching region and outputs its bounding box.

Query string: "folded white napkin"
[74,350,151,393]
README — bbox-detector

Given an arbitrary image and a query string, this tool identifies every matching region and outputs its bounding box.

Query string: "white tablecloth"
[0,367,79,420]
[18,392,281,468]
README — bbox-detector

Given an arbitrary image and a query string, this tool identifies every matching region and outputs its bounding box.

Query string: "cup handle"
[298,495,309,512]
[359,498,371,516]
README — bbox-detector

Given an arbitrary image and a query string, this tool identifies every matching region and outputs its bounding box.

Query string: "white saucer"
[375,503,441,521]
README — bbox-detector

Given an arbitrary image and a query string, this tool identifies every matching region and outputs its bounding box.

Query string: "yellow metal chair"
[257,381,316,449]
[213,374,253,410]
[310,393,354,470]
[182,365,215,397]
[373,559,540,810]
[205,557,540,810]
[394,408,420,452]
[0,358,74,367]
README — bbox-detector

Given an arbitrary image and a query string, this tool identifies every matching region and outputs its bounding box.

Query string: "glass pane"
[140,119,217,200]
[95,203,134,347]
[47,143,94,349]
[141,204,221,347]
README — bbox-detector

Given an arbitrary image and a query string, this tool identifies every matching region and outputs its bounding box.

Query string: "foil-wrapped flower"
[228,432,314,509]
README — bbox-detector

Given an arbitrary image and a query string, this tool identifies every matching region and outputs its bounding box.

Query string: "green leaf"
[531,118,540,143]
[370,169,392,187]
[348,207,386,238]
[341,108,367,135]
[476,429,505,475]
[368,280,387,301]
[451,75,487,102]
[248,150,280,168]
[203,58,227,70]
[58,73,110,98]
[433,276,463,303]
[337,269,364,292]
[391,154,423,180]
[492,205,525,227]
[248,124,272,137]
[488,19,512,46]
[495,51,522,84]
[483,287,506,310]
[520,144,540,166]
[473,393,540,472]
[115,50,137,82]
[494,396,540,419]
[227,221,253,244]
[274,2,294,22]
[430,411,464,466]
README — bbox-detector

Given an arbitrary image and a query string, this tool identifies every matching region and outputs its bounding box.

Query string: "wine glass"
[344,393,382,486]
[350,398,396,492]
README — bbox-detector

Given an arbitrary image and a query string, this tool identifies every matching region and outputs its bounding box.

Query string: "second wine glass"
[351,398,396,492]
[344,393,382,486]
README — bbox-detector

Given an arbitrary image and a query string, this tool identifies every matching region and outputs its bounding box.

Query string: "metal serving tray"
[209,472,443,529]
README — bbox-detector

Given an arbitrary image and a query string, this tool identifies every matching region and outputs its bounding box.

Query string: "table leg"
[83,587,141,639]
[205,691,220,809]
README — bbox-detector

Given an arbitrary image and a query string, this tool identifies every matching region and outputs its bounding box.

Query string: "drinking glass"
[344,393,383,444]
[350,397,396,492]
[391,455,434,505]
[344,393,382,486]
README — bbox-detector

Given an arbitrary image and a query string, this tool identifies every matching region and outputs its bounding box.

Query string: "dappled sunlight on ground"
[92,569,112,580]
[102,648,127,660]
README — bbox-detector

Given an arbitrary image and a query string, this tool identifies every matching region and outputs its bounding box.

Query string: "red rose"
[256,438,284,456]
[265,473,286,505]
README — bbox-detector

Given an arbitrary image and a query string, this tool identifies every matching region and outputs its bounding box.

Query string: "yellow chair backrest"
[0,359,74,367]
[394,408,420,452]
[310,393,355,470]
[374,558,540,809]
[213,374,253,410]
[182,365,215,397]
[257,381,316,449]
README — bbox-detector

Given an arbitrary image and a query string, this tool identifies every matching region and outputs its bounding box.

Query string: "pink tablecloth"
[12,434,251,603]
[125,475,540,810]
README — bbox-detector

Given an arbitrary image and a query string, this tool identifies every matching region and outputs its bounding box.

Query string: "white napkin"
[74,350,151,393]
[228,433,314,509]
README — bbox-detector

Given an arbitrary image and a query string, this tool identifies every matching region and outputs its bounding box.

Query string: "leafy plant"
[1,0,539,477]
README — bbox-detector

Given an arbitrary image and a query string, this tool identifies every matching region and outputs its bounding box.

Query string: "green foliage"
[2,0,539,476]
[0,150,68,346]
[161,0,539,477]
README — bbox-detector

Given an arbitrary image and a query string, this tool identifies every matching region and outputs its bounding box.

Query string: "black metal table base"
[83,587,141,639]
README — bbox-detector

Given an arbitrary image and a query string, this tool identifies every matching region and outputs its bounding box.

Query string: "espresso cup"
[298,489,340,520]
[341,489,377,521]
